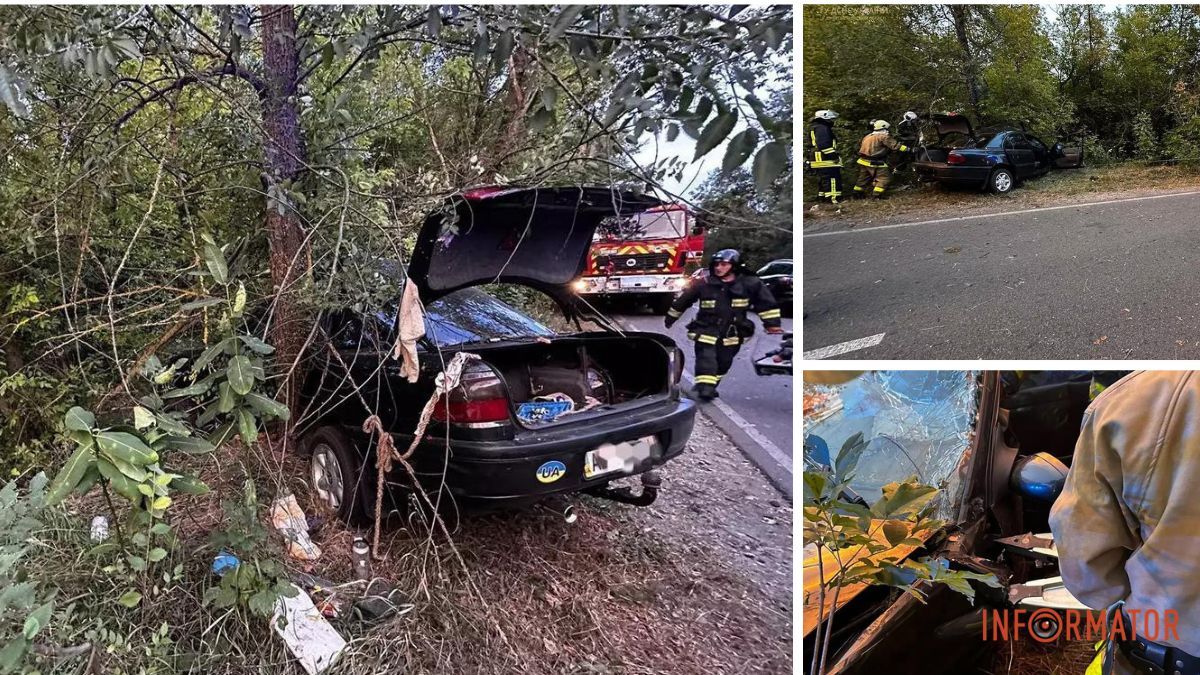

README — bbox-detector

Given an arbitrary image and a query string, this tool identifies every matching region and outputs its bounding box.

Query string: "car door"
[1026,135,1051,175]
[1051,139,1085,169]
[1004,133,1037,178]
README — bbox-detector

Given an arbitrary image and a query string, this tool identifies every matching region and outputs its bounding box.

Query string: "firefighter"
[894,111,921,174]
[853,120,911,198]
[664,249,782,401]
[1049,371,1200,675]
[806,109,843,204]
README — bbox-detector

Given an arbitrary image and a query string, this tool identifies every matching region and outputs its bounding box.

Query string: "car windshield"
[375,287,556,347]
[803,371,980,520]
[595,209,686,241]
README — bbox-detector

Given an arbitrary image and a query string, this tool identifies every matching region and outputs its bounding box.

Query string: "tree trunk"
[950,5,982,119]
[486,44,534,179]
[259,4,309,453]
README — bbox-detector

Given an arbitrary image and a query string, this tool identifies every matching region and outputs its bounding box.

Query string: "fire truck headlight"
[572,279,588,292]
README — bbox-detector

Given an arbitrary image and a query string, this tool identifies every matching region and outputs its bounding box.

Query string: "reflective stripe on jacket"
[808,120,841,168]
[668,271,781,338]
[857,131,908,166]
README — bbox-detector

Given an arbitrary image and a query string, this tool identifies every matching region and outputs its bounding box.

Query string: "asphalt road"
[614,308,794,492]
[803,189,1200,359]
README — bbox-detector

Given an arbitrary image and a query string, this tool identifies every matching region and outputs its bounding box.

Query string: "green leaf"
[151,496,171,511]
[236,409,257,447]
[877,481,939,518]
[170,474,210,495]
[133,406,155,430]
[549,5,586,40]
[22,601,53,639]
[74,464,102,496]
[118,590,142,607]
[0,636,28,673]
[148,548,167,563]
[226,356,254,396]
[203,242,228,285]
[181,297,224,312]
[722,128,759,171]
[217,381,237,414]
[835,432,867,482]
[245,392,290,421]
[98,462,142,502]
[0,65,30,119]
[882,520,910,548]
[163,435,215,455]
[153,413,189,437]
[238,335,275,354]
[46,443,93,506]
[193,338,233,372]
[752,141,787,193]
[232,282,246,316]
[99,454,149,483]
[248,588,278,616]
[96,431,157,465]
[425,6,441,38]
[208,421,238,449]
[64,406,95,432]
[801,471,828,504]
[694,109,737,161]
[162,381,211,399]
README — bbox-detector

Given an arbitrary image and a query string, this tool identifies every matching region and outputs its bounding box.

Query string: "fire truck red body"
[572,203,705,313]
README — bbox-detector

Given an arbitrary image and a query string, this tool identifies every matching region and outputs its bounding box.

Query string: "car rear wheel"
[307,426,365,523]
[989,168,1015,194]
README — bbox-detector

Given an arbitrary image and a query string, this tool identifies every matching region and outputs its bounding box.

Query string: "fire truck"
[572,203,705,314]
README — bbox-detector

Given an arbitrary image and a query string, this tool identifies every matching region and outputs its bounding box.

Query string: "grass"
[11,416,791,675]
[803,161,1200,230]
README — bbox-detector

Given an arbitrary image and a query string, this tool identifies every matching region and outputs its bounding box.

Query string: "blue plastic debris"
[516,400,573,424]
[212,550,239,576]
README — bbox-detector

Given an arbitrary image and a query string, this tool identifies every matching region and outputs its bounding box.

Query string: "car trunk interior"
[476,336,669,424]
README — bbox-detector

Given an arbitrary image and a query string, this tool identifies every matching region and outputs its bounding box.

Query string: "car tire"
[306,426,366,524]
[988,168,1015,194]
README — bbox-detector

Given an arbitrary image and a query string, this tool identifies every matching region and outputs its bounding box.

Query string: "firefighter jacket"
[857,131,909,168]
[1049,371,1200,661]
[666,272,781,343]
[807,119,841,169]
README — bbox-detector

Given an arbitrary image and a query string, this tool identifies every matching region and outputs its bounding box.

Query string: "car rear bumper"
[913,162,991,185]
[403,397,696,505]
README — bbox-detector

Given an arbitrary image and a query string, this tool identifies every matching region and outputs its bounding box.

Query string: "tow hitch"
[585,470,662,506]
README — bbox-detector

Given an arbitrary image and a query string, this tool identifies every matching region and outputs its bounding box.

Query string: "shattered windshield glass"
[803,371,980,520]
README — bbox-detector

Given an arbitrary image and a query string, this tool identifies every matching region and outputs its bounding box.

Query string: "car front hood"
[407,186,664,312]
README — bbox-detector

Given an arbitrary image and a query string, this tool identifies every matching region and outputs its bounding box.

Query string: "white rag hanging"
[392,281,426,383]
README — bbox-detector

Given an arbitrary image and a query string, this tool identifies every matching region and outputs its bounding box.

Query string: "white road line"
[681,371,792,473]
[803,189,1200,238]
[802,333,886,360]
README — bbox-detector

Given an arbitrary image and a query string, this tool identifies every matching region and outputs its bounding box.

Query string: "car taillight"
[947,151,966,165]
[670,347,685,387]
[431,364,511,425]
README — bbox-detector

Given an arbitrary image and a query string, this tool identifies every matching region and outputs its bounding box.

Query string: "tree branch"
[112,64,266,129]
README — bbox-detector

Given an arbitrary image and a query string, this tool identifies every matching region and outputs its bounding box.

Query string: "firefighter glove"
[664,316,676,329]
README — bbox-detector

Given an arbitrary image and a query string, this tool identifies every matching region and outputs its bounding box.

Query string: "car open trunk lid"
[919,112,975,146]
[407,186,664,310]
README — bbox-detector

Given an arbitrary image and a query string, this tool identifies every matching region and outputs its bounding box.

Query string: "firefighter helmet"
[814,109,839,121]
[709,249,742,272]
[873,119,891,131]
[903,111,918,122]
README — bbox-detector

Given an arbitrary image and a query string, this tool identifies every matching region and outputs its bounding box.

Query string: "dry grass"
[802,162,1200,233]
[28,415,792,675]
[983,636,1096,675]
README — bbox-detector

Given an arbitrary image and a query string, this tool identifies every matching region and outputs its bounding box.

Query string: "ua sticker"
[536,460,566,484]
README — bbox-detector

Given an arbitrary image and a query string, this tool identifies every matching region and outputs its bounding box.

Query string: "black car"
[912,112,1083,193]
[756,259,792,316]
[299,186,696,522]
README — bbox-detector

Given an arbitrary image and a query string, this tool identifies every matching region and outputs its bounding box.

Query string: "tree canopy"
[804,4,1200,161]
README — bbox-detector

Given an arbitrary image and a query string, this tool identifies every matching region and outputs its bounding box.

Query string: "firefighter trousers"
[854,162,892,196]
[692,335,742,395]
[815,167,843,203]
